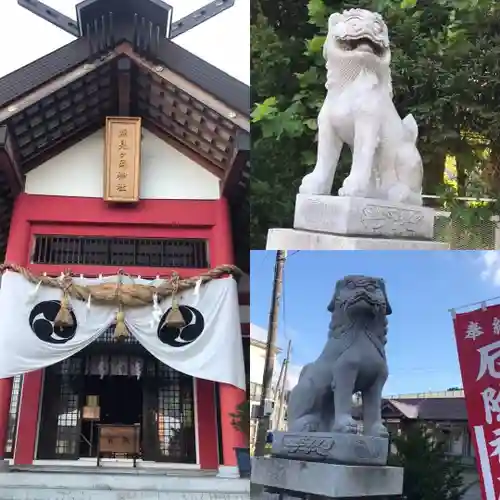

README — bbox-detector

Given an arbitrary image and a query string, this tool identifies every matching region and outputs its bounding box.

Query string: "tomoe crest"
[29,300,77,344]
[157,305,205,347]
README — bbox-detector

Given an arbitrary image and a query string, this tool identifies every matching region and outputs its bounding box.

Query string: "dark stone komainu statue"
[286,275,391,438]
[253,275,404,498]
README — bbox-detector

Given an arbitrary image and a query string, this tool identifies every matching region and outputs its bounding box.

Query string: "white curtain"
[126,277,246,390]
[0,271,245,390]
[0,271,116,378]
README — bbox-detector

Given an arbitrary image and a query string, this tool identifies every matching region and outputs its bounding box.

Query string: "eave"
[0,37,250,270]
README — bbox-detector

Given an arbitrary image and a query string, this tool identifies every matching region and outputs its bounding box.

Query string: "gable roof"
[0,14,250,271]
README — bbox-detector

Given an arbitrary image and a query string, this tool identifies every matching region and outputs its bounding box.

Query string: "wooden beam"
[222,129,249,198]
[117,44,249,132]
[145,83,235,151]
[22,121,103,174]
[142,120,226,180]
[0,47,123,123]
[153,110,229,161]
[0,125,24,195]
[117,57,132,116]
[147,79,236,138]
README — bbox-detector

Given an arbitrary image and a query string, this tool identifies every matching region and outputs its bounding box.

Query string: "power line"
[276,340,292,431]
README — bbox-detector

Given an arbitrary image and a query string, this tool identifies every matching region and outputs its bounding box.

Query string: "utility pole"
[276,339,292,431]
[254,250,286,457]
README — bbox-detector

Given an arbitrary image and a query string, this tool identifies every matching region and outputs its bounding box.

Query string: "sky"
[0,0,249,83]
[250,250,500,396]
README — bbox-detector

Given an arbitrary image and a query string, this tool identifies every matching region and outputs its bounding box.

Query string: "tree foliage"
[387,424,475,500]
[251,0,500,248]
[230,399,250,444]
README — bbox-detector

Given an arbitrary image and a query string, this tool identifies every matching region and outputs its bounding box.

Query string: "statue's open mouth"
[338,36,386,57]
[345,293,381,311]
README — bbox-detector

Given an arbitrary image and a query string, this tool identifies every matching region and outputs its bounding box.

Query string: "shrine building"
[0,0,249,479]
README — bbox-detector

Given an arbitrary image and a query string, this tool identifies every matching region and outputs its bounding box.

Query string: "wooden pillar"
[0,377,13,459]
[210,197,246,477]
[195,378,219,469]
[4,202,37,464]
[13,371,43,464]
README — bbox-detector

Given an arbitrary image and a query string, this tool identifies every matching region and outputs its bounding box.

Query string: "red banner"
[453,304,500,500]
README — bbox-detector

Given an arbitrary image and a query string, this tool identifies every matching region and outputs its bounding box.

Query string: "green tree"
[387,424,475,500]
[230,399,250,445]
[251,0,500,248]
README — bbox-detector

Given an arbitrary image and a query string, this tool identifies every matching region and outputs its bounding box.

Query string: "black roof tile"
[155,38,249,116]
[0,37,91,109]
[0,35,249,116]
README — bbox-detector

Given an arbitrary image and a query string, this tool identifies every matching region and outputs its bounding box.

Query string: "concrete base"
[217,465,240,479]
[0,469,250,500]
[266,228,450,250]
[294,194,436,239]
[271,431,388,466]
[252,457,403,498]
[0,459,9,472]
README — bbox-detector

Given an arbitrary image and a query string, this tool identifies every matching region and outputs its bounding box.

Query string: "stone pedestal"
[267,228,448,250]
[217,465,240,478]
[266,194,450,250]
[252,457,404,499]
[271,431,389,466]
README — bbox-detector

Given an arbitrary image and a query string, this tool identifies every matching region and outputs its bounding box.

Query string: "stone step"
[0,470,249,500]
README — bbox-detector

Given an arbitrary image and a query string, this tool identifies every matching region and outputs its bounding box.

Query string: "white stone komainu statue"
[299,9,423,206]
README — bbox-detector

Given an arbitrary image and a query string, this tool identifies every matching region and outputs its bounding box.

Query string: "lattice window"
[250,403,259,419]
[54,359,82,456]
[249,382,261,402]
[4,375,22,458]
[157,364,196,462]
[32,235,208,268]
[53,357,83,376]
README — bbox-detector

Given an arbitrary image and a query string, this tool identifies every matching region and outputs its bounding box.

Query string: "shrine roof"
[0,35,248,116]
[0,5,250,271]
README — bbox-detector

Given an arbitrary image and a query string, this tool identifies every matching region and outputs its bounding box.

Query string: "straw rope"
[0,263,241,308]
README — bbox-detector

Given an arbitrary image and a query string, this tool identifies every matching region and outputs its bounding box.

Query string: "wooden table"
[97,424,140,467]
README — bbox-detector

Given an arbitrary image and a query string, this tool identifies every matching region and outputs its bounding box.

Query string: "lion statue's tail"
[402,114,418,144]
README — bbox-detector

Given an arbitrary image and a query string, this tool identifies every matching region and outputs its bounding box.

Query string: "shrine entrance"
[79,375,143,458]
[36,327,197,464]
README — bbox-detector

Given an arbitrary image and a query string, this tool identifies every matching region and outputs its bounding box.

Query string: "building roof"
[383,397,468,421]
[0,5,249,270]
[0,33,249,116]
[250,324,268,343]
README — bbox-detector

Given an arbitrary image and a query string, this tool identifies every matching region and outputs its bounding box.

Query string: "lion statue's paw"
[338,173,370,198]
[288,415,321,433]
[332,416,358,434]
[386,183,422,206]
[364,422,389,438]
[299,172,331,195]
